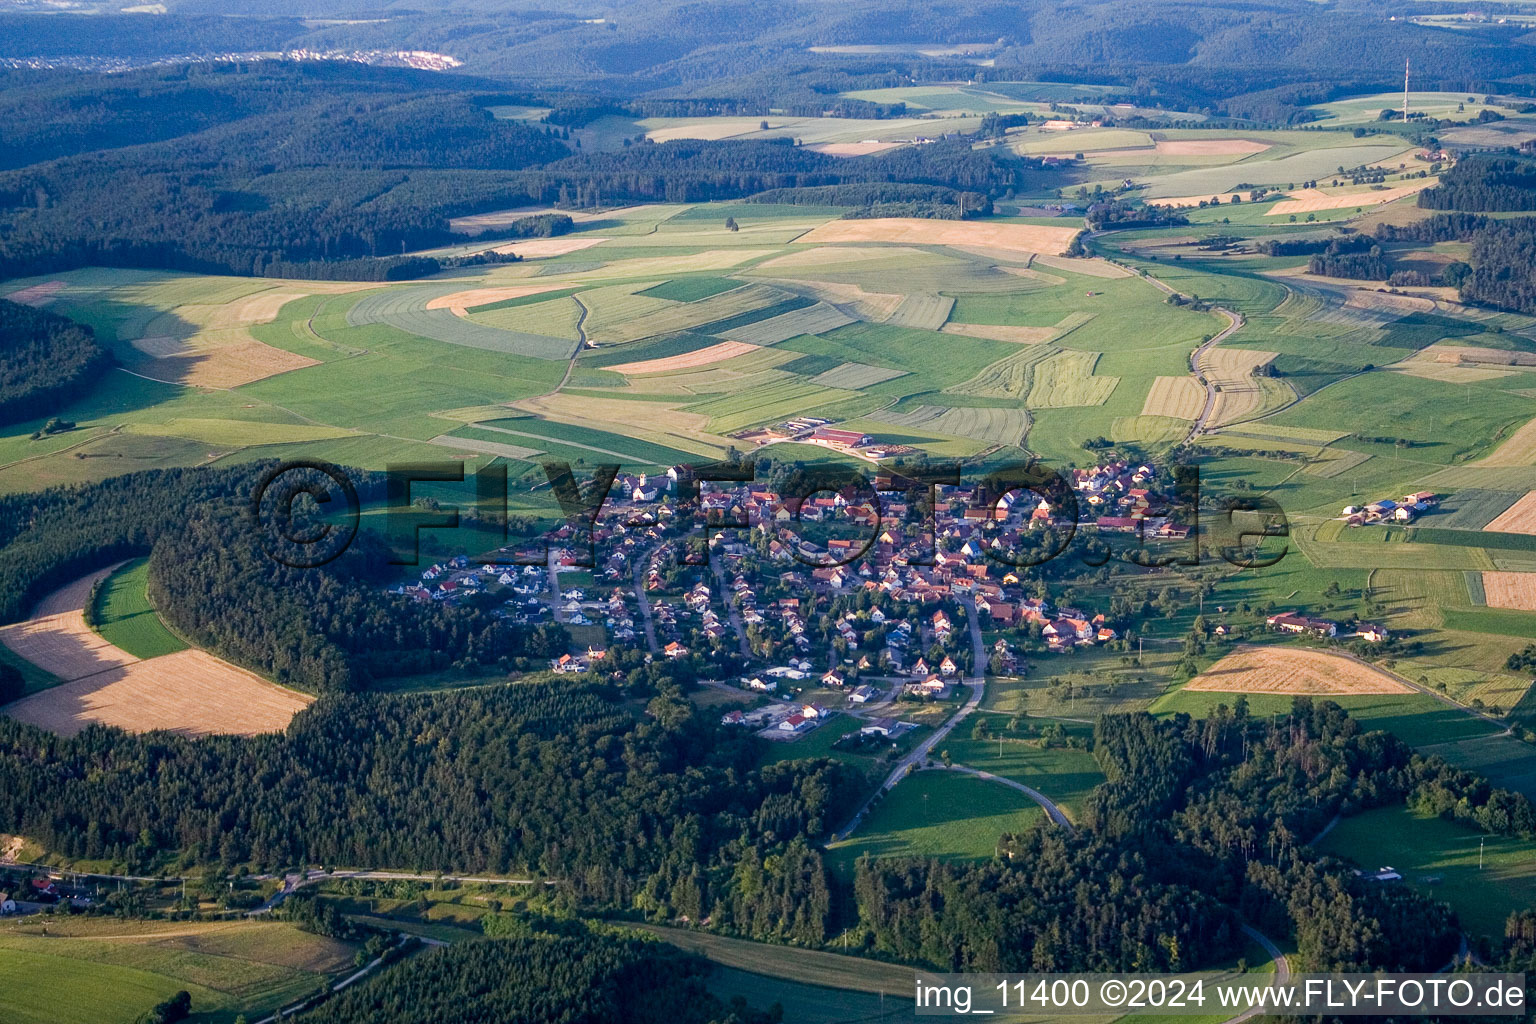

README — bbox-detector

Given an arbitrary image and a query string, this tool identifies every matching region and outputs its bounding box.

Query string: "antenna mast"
[1404,59,1410,122]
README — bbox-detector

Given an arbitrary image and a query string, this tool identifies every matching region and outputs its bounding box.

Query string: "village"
[382,452,1202,746]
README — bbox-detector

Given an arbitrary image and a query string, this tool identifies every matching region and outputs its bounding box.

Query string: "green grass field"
[90,557,187,659]
[1317,805,1536,939]
[947,727,1106,819]
[826,770,1045,875]
[0,918,356,1024]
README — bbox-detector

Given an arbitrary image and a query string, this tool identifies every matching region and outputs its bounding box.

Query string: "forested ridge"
[0,63,1043,280]
[0,299,111,426]
[0,679,863,944]
[1420,156,1536,213]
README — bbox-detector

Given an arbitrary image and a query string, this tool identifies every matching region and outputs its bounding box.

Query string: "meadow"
[90,557,187,660]
[825,770,1045,875]
[1316,805,1536,939]
[0,918,357,1024]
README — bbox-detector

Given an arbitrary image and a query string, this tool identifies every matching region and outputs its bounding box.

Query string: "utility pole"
[1404,59,1411,123]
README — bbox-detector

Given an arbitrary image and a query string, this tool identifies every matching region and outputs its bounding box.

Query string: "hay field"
[1266,181,1433,216]
[513,392,732,454]
[716,302,854,344]
[941,322,1058,343]
[884,294,954,330]
[1026,350,1119,407]
[1186,645,1412,695]
[871,405,1029,446]
[946,345,1054,399]
[1481,572,1536,612]
[425,283,571,315]
[1479,415,1536,467]
[1199,347,1286,427]
[1032,254,1134,278]
[1141,375,1204,419]
[809,362,908,389]
[1156,139,1270,155]
[0,569,312,737]
[792,218,1080,255]
[124,287,346,387]
[4,650,313,738]
[606,340,758,374]
[593,283,790,344]
[770,279,906,320]
[1485,491,1536,535]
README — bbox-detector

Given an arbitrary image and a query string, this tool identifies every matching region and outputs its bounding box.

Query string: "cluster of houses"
[1266,611,1389,643]
[385,451,1167,682]
[1341,491,1438,527]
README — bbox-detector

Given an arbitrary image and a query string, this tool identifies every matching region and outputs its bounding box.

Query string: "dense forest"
[149,512,567,692]
[305,930,776,1024]
[1307,243,1391,280]
[0,63,1046,279]
[1419,156,1536,212]
[0,678,863,944]
[7,0,1536,116]
[0,299,111,426]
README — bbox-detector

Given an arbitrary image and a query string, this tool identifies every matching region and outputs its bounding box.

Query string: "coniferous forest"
[0,299,111,426]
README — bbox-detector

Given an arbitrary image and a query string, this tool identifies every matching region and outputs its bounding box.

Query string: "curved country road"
[932,763,1075,832]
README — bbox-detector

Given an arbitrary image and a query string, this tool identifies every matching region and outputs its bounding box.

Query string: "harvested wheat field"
[1,568,312,737]
[1186,645,1412,695]
[4,650,313,737]
[941,322,1058,343]
[805,141,904,157]
[1266,181,1432,216]
[489,237,610,259]
[1344,290,1435,316]
[1198,346,1285,427]
[793,218,1081,255]
[1485,491,1536,534]
[5,280,65,306]
[607,340,758,374]
[1481,571,1536,611]
[425,283,571,316]
[1141,375,1205,419]
[0,567,137,681]
[129,336,318,388]
[1154,139,1270,156]
[1480,416,1536,468]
